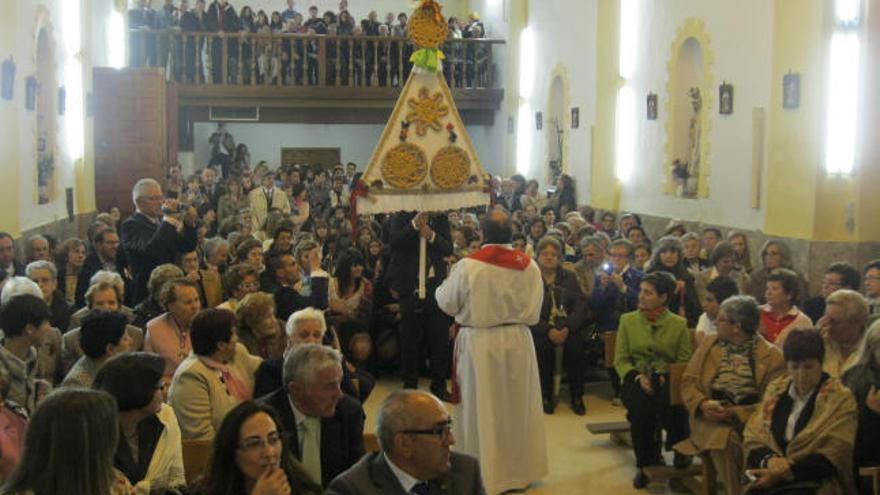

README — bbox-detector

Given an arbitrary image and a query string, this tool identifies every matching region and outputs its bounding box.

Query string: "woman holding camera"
[614,271,694,488]
[680,295,786,495]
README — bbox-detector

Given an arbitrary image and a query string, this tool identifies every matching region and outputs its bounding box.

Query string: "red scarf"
[640,306,667,323]
[467,245,531,270]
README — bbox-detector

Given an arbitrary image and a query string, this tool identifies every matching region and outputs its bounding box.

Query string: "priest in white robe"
[435,210,548,495]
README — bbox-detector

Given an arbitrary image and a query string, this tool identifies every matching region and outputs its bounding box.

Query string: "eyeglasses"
[238,431,282,452]
[401,419,453,439]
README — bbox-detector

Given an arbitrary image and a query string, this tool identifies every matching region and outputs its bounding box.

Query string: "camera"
[602,262,612,274]
[161,201,191,215]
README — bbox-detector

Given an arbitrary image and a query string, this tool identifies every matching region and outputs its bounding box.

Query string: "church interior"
[1,0,880,494]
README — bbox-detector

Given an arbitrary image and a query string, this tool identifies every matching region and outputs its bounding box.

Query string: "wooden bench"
[585,332,632,444]
[860,466,880,495]
[182,438,213,484]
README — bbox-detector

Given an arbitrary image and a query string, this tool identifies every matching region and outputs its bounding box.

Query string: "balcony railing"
[129,29,504,90]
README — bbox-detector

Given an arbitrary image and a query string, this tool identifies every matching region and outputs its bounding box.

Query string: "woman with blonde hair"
[842,321,880,494]
[235,292,286,359]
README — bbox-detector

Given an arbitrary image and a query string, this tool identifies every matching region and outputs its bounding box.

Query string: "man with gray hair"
[259,343,365,488]
[325,389,485,495]
[121,178,198,305]
[25,235,50,263]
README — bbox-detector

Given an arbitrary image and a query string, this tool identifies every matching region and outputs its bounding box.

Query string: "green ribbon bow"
[410,48,446,72]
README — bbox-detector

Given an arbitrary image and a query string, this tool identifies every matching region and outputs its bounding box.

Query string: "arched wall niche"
[664,17,714,199]
[545,63,570,187]
[32,6,58,205]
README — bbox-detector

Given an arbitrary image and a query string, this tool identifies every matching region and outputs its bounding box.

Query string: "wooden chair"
[363,432,380,453]
[643,362,717,494]
[585,331,631,445]
[860,466,880,495]
[181,438,213,484]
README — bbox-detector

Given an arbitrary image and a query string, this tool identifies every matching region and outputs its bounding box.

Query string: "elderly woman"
[217,263,260,312]
[682,233,708,276]
[26,260,71,332]
[235,291,286,359]
[842,321,880,494]
[743,329,857,494]
[680,296,786,494]
[614,271,693,488]
[168,308,262,441]
[695,241,749,304]
[647,236,702,327]
[746,240,808,305]
[531,237,589,416]
[818,289,870,377]
[759,268,813,346]
[145,278,202,378]
[132,264,185,330]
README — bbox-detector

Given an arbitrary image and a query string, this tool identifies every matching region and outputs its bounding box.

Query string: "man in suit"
[199,167,225,210]
[75,228,123,308]
[0,232,26,277]
[205,0,241,84]
[325,389,486,495]
[248,170,291,235]
[120,178,198,306]
[259,344,365,488]
[385,212,453,400]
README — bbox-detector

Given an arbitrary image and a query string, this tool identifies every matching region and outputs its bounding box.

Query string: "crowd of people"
[0,142,879,494]
[129,0,492,88]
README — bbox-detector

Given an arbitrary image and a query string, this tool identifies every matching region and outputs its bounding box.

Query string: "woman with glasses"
[680,296,785,495]
[192,400,320,495]
[94,352,186,493]
[745,240,808,305]
[218,263,261,312]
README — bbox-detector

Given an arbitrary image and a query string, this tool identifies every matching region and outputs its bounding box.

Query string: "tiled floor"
[360,378,689,495]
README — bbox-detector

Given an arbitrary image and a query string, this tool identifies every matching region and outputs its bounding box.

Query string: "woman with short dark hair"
[759,268,813,346]
[168,308,262,440]
[95,352,186,493]
[191,400,320,495]
[647,236,702,327]
[614,271,693,488]
[743,329,857,493]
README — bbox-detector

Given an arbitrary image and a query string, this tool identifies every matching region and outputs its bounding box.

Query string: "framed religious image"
[571,107,580,129]
[536,111,543,130]
[25,76,36,111]
[719,82,733,114]
[58,87,65,116]
[783,72,800,109]
[646,92,658,120]
[1,57,14,101]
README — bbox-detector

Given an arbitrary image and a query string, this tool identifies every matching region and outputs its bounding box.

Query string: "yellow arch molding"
[664,17,714,198]
[545,62,570,184]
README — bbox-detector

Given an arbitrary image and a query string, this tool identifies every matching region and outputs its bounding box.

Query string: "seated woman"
[681,232,708,276]
[694,275,739,347]
[132,264,184,330]
[695,241,750,303]
[1,388,133,494]
[328,248,373,361]
[190,400,320,495]
[746,240,808,305]
[217,263,260,312]
[759,268,813,346]
[728,230,753,275]
[61,311,133,388]
[614,271,694,488]
[842,321,880,495]
[0,368,28,483]
[647,236,702,327]
[145,278,202,378]
[235,291,286,359]
[743,329,857,494]
[26,260,72,332]
[94,352,186,493]
[681,295,786,495]
[168,308,262,441]
[531,237,588,416]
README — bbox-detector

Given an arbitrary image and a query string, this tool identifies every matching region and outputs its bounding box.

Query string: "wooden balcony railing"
[129,29,504,90]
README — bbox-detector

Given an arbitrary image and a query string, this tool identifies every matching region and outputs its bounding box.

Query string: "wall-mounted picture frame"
[25,76,37,111]
[571,107,580,129]
[58,87,66,116]
[536,111,543,130]
[783,72,800,109]
[1,57,14,101]
[647,92,658,120]
[719,82,733,115]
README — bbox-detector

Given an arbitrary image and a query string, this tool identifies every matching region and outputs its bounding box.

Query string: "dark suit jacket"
[120,212,197,305]
[74,251,125,308]
[200,184,226,211]
[260,389,365,487]
[324,451,485,495]
[205,2,240,32]
[384,212,453,296]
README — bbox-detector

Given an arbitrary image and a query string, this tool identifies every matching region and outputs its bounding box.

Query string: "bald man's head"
[480,209,513,244]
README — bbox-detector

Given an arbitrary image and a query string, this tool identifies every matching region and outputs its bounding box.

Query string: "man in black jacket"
[260,344,365,488]
[205,0,241,84]
[75,228,124,308]
[120,179,198,306]
[385,211,453,400]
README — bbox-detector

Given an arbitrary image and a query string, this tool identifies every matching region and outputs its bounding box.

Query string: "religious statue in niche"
[672,87,701,198]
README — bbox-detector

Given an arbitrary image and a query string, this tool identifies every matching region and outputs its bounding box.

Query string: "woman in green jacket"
[614,271,694,489]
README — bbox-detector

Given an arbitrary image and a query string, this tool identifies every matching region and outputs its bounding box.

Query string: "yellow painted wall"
[590,0,619,210]
[0,1,21,235]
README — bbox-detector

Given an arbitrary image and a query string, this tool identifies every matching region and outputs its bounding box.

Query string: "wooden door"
[93,68,170,216]
[280,148,341,175]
